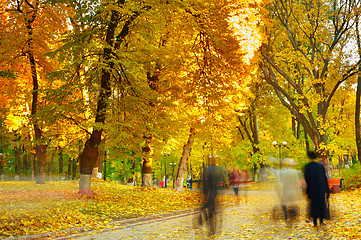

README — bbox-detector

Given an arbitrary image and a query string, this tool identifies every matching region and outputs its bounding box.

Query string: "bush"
[340,164,361,190]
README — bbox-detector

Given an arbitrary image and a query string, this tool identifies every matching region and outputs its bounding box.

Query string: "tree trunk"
[36,144,47,184]
[355,16,361,164]
[175,127,196,192]
[97,145,105,179]
[14,146,21,180]
[0,151,3,180]
[30,152,35,181]
[67,158,72,180]
[304,128,310,152]
[91,156,100,178]
[78,3,121,194]
[123,159,127,184]
[72,158,78,180]
[103,150,107,181]
[292,115,296,137]
[251,103,260,145]
[49,147,57,181]
[22,146,28,178]
[29,35,47,184]
[79,134,100,194]
[59,148,63,178]
[93,138,105,179]
[141,135,153,187]
[296,122,300,139]
[356,66,361,163]
[26,13,47,184]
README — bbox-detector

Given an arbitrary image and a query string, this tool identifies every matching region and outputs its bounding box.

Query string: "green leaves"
[0,69,16,80]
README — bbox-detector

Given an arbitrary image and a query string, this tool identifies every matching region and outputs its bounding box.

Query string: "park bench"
[217,181,224,189]
[297,178,343,194]
[328,178,343,193]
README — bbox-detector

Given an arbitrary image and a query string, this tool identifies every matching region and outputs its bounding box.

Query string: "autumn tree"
[261,0,360,174]
[56,0,194,192]
[1,0,70,183]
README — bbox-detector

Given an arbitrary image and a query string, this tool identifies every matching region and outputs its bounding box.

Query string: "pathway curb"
[4,207,202,240]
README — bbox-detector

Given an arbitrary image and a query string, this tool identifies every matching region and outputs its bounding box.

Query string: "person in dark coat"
[304,151,330,227]
[199,157,219,235]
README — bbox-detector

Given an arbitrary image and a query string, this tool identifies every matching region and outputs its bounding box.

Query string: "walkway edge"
[4,207,203,240]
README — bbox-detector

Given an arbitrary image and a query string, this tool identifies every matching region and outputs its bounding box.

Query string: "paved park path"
[50,189,335,240]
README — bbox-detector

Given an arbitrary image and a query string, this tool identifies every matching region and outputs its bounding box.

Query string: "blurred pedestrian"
[230,167,241,196]
[277,159,303,225]
[304,151,330,227]
[199,157,219,235]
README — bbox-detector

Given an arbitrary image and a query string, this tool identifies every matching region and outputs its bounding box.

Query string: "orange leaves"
[133,186,158,192]
[0,181,204,237]
[3,181,361,238]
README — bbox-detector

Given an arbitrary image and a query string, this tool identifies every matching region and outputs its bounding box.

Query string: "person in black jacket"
[199,157,219,235]
[304,151,330,227]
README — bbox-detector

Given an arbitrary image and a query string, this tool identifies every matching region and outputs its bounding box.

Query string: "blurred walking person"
[230,167,241,196]
[277,159,303,225]
[199,157,219,235]
[304,151,330,227]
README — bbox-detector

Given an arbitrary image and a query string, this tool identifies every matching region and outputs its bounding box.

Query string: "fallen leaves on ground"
[1,181,361,239]
[215,183,361,239]
[0,180,203,237]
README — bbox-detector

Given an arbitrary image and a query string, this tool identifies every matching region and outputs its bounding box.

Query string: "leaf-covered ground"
[0,179,206,238]
[1,180,361,239]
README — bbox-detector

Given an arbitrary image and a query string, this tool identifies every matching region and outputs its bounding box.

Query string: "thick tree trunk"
[93,138,105,179]
[91,167,99,178]
[91,156,100,178]
[97,145,105,179]
[36,144,47,184]
[79,133,101,194]
[79,174,92,193]
[141,135,153,187]
[175,127,196,192]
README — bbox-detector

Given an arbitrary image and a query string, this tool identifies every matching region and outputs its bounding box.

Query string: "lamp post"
[170,162,176,188]
[272,141,287,169]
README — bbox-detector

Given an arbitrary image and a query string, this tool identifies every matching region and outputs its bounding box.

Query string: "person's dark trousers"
[282,205,288,221]
[234,187,239,195]
[313,217,323,227]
